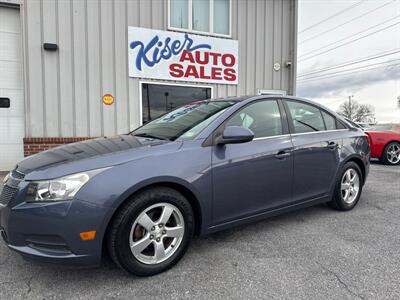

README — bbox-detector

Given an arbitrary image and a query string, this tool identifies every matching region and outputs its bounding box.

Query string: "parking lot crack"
[315,261,365,300]
[365,202,385,212]
[25,275,34,295]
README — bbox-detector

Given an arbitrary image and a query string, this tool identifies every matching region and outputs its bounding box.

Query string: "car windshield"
[131,101,235,141]
[369,124,399,132]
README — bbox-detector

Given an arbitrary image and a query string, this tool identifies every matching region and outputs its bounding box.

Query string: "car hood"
[16,135,180,179]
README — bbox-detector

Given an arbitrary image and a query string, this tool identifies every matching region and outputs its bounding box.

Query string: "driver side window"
[226,100,283,138]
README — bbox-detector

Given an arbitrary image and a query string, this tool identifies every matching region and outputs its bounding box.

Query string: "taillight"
[365,134,372,148]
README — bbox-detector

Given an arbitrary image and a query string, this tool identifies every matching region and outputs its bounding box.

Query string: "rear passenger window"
[321,111,336,130]
[286,101,325,133]
[336,120,347,129]
[226,100,283,138]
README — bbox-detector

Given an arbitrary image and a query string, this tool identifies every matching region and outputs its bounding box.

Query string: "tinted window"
[344,118,360,129]
[286,101,325,133]
[321,111,337,130]
[336,120,347,129]
[142,83,212,124]
[226,100,282,138]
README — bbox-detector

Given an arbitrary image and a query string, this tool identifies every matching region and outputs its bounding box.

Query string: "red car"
[365,124,400,165]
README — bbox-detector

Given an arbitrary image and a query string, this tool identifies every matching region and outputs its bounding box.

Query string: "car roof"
[207,95,327,105]
[205,95,342,118]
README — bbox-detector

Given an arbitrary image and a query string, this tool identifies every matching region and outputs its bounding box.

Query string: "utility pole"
[348,95,354,120]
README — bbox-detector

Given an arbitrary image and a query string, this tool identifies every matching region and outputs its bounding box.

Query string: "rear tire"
[328,162,363,211]
[107,187,194,276]
[380,142,400,165]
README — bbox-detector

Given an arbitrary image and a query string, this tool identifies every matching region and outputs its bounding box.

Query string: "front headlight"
[3,172,10,185]
[26,168,108,202]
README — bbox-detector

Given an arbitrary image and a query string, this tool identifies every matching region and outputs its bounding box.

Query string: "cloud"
[296,64,400,98]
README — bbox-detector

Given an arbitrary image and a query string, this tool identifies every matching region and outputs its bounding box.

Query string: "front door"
[211,99,294,225]
[0,7,24,171]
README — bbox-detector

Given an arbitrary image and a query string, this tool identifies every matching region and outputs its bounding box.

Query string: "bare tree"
[337,99,375,122]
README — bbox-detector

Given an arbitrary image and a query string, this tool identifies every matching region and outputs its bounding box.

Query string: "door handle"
[275,150,291,159]
[327,141,338,150]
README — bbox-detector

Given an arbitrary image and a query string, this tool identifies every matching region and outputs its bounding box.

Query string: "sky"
[297,0,400,123]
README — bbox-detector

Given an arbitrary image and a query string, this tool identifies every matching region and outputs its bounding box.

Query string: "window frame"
[207,98,289,146]
[282,99,349,135]
[168,0,232,38]
[320,110,337,131]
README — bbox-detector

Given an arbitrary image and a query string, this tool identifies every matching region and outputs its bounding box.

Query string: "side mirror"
[216,126,254,145]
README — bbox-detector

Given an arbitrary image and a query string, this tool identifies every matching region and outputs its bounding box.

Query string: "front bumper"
[0,180,113,266]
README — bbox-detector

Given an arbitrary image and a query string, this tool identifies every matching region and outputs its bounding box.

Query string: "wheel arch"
[381,140,400,156]
[101,178,203,258]
[343,156,366,184]
[379,140,400,163]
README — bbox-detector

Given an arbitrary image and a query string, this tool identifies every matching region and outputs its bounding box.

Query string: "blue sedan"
[0,96,370,276]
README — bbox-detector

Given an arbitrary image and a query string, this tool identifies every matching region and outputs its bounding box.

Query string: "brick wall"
[23,137,93,157]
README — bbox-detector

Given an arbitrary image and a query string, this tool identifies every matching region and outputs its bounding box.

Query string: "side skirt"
[203,195,330,235]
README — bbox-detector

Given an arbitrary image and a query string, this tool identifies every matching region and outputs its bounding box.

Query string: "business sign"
[128,27,238,85]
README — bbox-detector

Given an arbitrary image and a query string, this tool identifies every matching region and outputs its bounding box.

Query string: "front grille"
[0,185,17,206]
[7,169,25,188]
[25,235,72,254]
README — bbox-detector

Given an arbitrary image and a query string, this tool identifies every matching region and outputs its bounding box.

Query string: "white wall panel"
[72,0,89,137]
[57,0,74,136]
[114,0,129,134]
[25,0,44,136]
[100,0,116,137]
[86,0,102,137]
[42,0,59,136]
[272,0,283,90]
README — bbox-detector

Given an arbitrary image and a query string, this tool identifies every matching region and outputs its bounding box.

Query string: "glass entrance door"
[141,83,212,123]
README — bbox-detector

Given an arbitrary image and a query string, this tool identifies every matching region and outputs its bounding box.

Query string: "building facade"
[0,0,298,170]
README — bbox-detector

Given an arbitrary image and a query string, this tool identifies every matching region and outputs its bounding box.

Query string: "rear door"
[211,99,294,225]
[283,99,341,202]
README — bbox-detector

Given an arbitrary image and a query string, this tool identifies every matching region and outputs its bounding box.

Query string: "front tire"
[329,162,363,211]
[380,142,400,165]
[107,187,194,276]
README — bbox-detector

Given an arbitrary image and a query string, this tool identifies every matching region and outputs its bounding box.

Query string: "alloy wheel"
[129,203,185,265]
[387,144,400,164]
[340,168,360,204]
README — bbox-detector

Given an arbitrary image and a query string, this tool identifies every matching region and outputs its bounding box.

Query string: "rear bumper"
[363,149,371,184]
[0,188,113,266]
[364,159,370,183]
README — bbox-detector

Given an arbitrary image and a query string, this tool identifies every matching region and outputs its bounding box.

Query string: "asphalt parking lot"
[0,162,399,300]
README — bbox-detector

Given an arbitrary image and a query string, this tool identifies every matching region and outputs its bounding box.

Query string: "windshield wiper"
[133,133,169,140]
